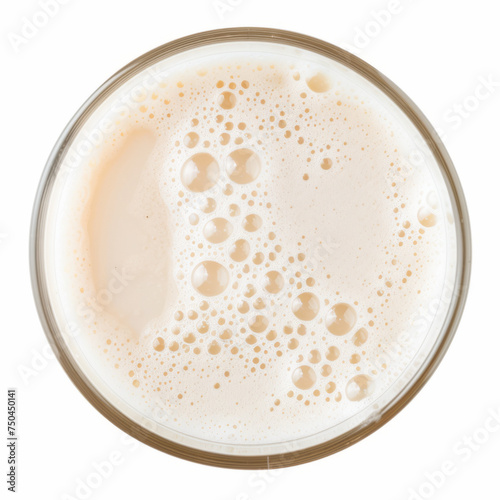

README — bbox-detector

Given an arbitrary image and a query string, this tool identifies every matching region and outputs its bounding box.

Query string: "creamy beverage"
[45,42,458,449]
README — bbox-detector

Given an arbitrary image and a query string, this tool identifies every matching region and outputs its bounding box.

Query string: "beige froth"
[54,53,451,444]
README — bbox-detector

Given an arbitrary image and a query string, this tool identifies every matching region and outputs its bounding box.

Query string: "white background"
[2,1,499,499]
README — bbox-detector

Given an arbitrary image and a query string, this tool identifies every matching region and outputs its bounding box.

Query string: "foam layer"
[52,47,456,446]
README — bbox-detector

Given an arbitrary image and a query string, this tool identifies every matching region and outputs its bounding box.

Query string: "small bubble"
[219,133,231,145]
[184,132,199,148]
[243,284,256,298]
[229,239,250,262]
[181,153,219,192]
[321,158,333,170]
[197,321,209,333]
[326,303,357,336]
[292,365,317,390]
[220,329,232,340]
[248,315,269,333]
[350,353,361,364]
[325,381,336,394]
[191,261,229,296]
[218,91,237,110]
[346,375,375,401]
[153,337,165,352]
[237,300,249,314]
[320,365,332,377]
[326,346,340,361]
[292,292,320,321]
[201,197,217,213]
[226,149,261,184]
[242,214,262,232]
[308,349,321,364]
[203,218,233,243]
[183,332,195,344]
[229,204,240,217]
[264,270,284,294]
[208,340,221,355]
[266,330,277,341]
[253,297,266,309]
[306,72,332,93]
[253,252,265,265]
[352,328,368,346]
[418,207,437,227]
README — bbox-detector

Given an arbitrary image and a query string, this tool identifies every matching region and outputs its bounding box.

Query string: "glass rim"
[30,27,472,469]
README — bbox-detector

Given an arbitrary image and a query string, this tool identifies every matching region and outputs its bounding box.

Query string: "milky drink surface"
[52,46,456,446]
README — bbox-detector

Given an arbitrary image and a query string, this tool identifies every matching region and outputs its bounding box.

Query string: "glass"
[30,28,471,469]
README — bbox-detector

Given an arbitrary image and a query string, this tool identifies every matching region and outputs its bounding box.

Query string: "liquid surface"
[53,48,454,446]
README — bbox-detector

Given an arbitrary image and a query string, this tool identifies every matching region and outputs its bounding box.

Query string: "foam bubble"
[346,375,375,402]
[226,149,261,184]
[181,153,219,192]
[292,293,320,321]
[292,366,317,390]
[306,72,332,93]
[203,217,233,243]
[264,270,284,294]
[325,303,357,336]
[191,261,229,296]
[229,239,250,262]
[242,214,262,232]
